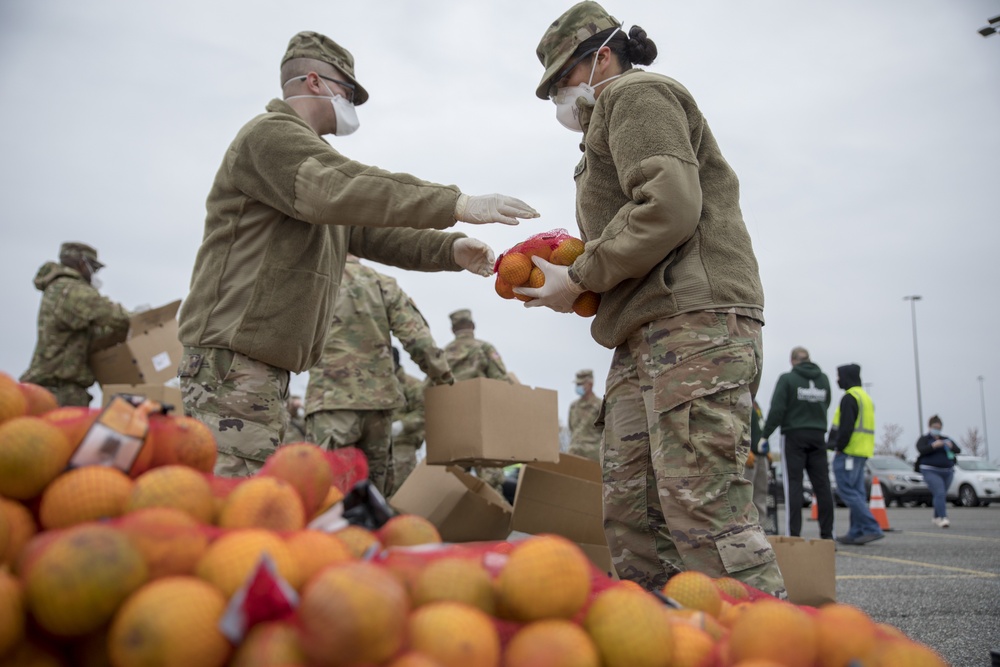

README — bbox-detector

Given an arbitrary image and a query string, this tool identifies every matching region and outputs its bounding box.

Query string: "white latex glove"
[453,237,496,277]
[454,193,540,226]
[513,256,585,313]
[391,420,404,437]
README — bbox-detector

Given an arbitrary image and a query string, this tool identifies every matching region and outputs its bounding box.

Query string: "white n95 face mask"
[552,25,623,133]
[283,77,360,136]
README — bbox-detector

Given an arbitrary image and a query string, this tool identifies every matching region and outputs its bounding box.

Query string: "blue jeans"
[921,466,954,518]
[833,453,883,539]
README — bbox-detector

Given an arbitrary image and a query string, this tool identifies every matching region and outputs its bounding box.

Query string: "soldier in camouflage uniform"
[568,369,602,461]
[305,256,453,495]
[176,31,537,478]
[443,309,512,493]
[522,3,784,596]
[21,242,130,407]
[388,346,427,495]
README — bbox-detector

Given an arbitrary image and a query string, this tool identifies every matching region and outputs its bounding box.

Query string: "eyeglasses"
[548,48,598,99]
[300,74,356,104]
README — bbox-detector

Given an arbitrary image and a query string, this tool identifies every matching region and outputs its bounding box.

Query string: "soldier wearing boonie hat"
[526,3,785,597]
[22,242,129,407]
[176,30,539,478]
[568,368,602,462]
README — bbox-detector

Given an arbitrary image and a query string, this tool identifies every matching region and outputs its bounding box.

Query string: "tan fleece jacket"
[568,70,764,349]
[178,99,465,373]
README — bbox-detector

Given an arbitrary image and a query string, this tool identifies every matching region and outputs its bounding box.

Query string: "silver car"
[948,456,1000,507]
[832,455,931,507]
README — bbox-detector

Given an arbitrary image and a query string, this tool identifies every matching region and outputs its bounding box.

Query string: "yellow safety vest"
[832,386,875,458]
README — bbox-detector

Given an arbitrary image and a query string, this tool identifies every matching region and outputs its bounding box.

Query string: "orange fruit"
[24,524,148,637]
[217,476,306,532]
[147,413,217,473]
[108,576,231,667]
[409,601,500,667]
[378,514,442,548]
[0,372,28,424]
[661,570,723,617]
[0,568,25,656]
[39,465,134,530]
[715,576,751,601]
[312,484,346,518]
[495,275,516,300]
[522,243,553,263]
[334,524,382,558]
[815,603,878,667]
[549,237,585,266]
[0,498,37,566]
[668,623,715,667]
[573,291,600,317]
[264,442,334,516]
[497,535,591,622]
[718,600,754,630]
[284,530,353,588]
[41,406,100,451]
[196,529,301,597]
[411,557,496,614]
[298,561,409,666]
[504,619,600,667]
[584,586,673,667]
[126,464,215,523]
[664,608,726,641]
[867,639,947,667]
[18,382,58,416]
[116,507,210,579]
[1,639,66,667]
[231,621,306,667]
[876,622,908,641]
[729,600,817,667]
[527,267,545,289]
[388,653,447,667]
[498,253,533,287]
[0,416,73,499]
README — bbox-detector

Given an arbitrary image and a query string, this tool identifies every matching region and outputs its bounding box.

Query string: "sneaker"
[856,532,885,544]
[939,517,950,528]
[932,517,944,527]
[836,535,862,545]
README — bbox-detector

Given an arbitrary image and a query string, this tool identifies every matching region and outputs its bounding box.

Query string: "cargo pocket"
[177,352,203,379]
[652,342,755,415]
[714,522,776,575]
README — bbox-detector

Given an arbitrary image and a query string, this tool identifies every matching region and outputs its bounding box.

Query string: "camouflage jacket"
[305,257,451,413]
[568,392,603,460]
[21,262,130,388]
[444,330,510,382]
[391,367,426,449]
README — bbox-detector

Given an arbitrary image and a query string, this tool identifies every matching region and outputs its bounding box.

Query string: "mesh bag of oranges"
[493,229,601,317]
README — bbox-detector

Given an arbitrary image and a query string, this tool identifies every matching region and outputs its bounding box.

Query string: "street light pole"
[903,296,924,436]
[978,375,989,461]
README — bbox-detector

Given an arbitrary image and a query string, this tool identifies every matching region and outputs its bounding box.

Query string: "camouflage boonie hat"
[449,309,474,329]
[535,1,621,100]
[59,242,103,269]
[575,369,594,384]
[282,31,369,105]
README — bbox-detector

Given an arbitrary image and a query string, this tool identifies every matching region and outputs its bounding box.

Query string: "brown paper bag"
[767,536,836,606]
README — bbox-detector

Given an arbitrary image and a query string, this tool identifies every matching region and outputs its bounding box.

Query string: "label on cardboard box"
[424,378,560,466]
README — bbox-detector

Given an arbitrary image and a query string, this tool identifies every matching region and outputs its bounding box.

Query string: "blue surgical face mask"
[929,428,941,436]
[575,385,586,396]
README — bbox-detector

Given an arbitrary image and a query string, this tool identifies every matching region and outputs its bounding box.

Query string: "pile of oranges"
[495,234,601,318]
[0,371,949,666]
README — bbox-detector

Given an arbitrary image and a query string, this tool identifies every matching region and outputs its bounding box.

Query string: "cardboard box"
[767,535,836,606]
[389,462,512,543]
[424,378,560,466]
[100,384,183,411]
[90,300,183,386]
[511,454,615,578]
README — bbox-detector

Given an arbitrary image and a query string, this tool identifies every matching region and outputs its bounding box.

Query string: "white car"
[947,456,1000,507]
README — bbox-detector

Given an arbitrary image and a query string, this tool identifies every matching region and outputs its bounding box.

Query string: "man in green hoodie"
[761,347,834,540]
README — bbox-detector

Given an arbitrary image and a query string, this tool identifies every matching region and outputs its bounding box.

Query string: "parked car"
[769,465,813,508]
[831,455,931,507]
[948,456,1000,507]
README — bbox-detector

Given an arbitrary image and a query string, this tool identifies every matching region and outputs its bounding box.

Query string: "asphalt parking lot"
[779,503,1000,667]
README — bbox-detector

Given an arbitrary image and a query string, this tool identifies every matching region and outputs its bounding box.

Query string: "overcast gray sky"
[2,1,998,460]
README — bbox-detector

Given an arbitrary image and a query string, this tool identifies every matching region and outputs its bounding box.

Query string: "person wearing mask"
[304,256,453,495]
[568,369,602,461]
[22,242,130,407]
[177,31,538,477]
[914,415,960,528]
[519,2,784,596]
[829,363,883,545]
[760,347,834,541]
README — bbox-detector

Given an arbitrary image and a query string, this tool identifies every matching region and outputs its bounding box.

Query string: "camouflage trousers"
[602,311,785,597]
[178,346,289,478]
[44,382,92,408]
[744,454,770,529]
[569,438,602,462]
[389,441,420,496]
[306,409,393,497]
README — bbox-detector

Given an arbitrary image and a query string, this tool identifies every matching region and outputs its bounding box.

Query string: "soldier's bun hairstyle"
[582,26,657,71]
[624,26,657,66]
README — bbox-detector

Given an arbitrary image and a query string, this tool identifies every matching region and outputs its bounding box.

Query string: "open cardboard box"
[389,462,512,543]
[511,453,616,578]
[766,535,836,606]
[90,300,183,386]
[100,383,183,412]
[424,378,560,467]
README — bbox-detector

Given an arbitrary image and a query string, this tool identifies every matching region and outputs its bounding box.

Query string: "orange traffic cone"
[808,493,818,521]
[869,476,891,531]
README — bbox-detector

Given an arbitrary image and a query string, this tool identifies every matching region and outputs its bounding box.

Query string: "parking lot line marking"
[837,574,986,580]
[837,552,999,578]
[901,531,1000,544]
